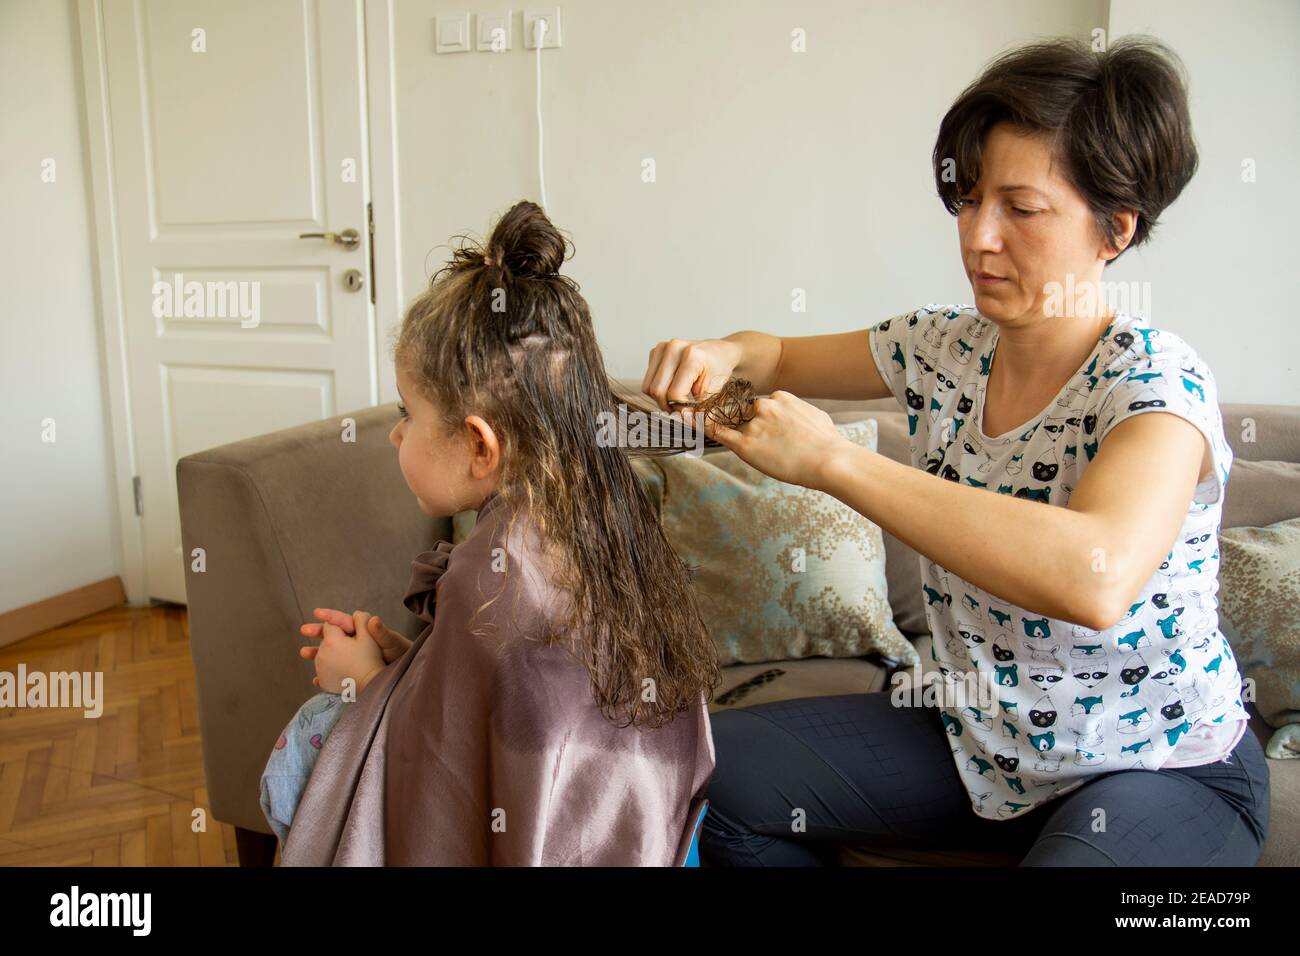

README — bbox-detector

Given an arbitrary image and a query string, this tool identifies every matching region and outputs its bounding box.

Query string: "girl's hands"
[641,338,747,411]
[300,608,413,665]
[299,608,410,694]
[702,390,853,490]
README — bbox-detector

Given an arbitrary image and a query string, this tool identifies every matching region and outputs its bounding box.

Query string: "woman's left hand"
[699,390,851,490]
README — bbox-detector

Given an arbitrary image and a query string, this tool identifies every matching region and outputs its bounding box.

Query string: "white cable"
[534,18,548,209]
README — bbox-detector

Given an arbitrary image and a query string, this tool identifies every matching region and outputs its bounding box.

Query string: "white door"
[97,0,376,603]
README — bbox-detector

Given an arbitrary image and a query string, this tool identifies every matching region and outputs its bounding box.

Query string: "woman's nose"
[966,204,1003,254]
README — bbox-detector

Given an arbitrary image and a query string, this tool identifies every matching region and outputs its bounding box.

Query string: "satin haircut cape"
[280,491,715,865]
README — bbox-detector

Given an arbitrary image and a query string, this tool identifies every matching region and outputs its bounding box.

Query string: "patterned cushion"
[1218,518,1300,752]
[634,419,917,667]
[827,410,928,637]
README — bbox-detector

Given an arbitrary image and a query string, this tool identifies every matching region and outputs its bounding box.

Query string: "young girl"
[259,201,721,865]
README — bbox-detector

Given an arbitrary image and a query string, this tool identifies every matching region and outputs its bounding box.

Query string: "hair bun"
[485,200,568,277]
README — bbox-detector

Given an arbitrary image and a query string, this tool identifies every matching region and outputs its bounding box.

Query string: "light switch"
[435,13,471,53]
[477,12,512,52]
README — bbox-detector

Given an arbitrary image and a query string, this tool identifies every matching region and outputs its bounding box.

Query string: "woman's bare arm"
[818,445,1114,629]
[811,412,1206,631]
[726,329,893,401]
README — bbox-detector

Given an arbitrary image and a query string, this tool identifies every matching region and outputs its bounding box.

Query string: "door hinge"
[132,476,143,516]
[367,201,376,305]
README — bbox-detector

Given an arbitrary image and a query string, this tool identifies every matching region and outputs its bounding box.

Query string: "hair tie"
[483,252,495,267]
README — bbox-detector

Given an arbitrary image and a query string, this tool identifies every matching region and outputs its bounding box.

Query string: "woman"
[641,37,1270,866]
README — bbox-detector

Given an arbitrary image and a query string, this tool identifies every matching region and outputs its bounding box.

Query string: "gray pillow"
[1222,460,1300,530]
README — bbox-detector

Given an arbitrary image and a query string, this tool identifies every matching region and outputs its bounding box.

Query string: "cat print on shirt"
[869,304,1249,822]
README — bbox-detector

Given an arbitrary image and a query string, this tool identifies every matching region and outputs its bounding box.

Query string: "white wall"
[0,0,121,613]
[4,0,1296,613]
[1107,0,1300,403]
[390,0,1297,404]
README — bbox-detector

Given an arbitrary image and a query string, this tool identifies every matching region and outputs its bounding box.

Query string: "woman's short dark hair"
[932,36,1198,262]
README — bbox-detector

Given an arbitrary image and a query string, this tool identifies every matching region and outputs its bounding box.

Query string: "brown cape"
[281,491,715,865]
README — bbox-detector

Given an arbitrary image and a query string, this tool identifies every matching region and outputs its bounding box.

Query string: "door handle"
[298,228,360,250]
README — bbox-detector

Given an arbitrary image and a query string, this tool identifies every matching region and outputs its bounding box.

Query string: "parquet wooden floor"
[0,604,241,866]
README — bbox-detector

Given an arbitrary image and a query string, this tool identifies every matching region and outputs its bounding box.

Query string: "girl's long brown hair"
[395,200,721,728]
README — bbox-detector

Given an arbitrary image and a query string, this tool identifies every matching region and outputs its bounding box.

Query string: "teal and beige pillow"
[1218,516,1300,759]
[634,419,916,668]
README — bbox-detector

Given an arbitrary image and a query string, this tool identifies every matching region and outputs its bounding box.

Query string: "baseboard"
[0,577,127,649]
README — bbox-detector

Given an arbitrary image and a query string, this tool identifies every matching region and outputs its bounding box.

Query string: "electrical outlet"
[523,7,561,49]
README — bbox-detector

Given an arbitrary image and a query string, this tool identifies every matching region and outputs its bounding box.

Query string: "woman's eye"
[397,404,409,419]
[1013,207,1037,217]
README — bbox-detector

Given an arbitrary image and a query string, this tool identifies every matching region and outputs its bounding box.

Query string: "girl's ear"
[462,415,501,480]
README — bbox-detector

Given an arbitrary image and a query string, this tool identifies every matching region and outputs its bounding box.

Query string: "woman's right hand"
[300,608,412,669]
[641,338,747,411]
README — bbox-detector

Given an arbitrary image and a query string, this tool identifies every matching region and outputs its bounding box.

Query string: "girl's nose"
[388,422,401,448]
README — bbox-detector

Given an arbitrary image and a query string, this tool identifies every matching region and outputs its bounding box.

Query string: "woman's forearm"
[723,330,784,393]
[724,329,883,400]
[816,442,1120,631]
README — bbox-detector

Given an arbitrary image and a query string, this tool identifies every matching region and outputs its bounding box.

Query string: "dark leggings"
[700,691,1270,866]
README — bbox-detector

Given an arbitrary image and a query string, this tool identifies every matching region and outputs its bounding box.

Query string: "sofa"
[176,381,1299,866]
